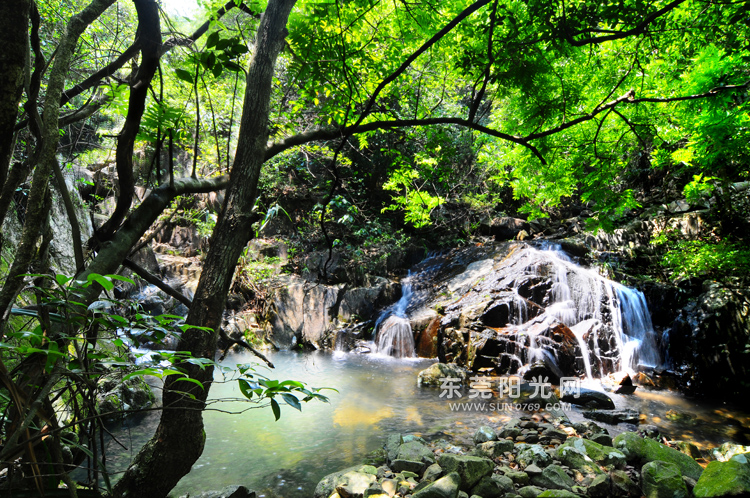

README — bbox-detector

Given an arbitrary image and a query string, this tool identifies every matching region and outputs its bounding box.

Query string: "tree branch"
[122,257,191,307]
[564,0,688,46]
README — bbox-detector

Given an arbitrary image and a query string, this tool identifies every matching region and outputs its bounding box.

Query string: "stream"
[101,350,750,498]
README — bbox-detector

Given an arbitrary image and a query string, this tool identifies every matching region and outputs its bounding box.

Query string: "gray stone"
[474,426,498,444]
[423,463,444,483]
[500,467,530,485]
[437,454,494,491]
[412,473,462,498]
[589,433,613,447]
[530,464,575,492]
[641,461,689,498]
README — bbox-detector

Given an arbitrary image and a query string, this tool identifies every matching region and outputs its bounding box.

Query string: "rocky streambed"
[312,416,749,498]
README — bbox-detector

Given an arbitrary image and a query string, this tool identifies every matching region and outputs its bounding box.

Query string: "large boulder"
[693,458,750,497]
[613,432,703,480]
[641,461,689,498]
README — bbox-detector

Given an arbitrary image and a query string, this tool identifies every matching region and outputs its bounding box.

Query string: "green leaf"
[175,68,194,83]
[206,31,220,49]
[281,393,302,411]
[87,273,114,292]
[270,397,281,421]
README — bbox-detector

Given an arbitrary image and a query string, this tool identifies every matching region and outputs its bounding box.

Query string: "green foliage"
[660,240,750,281]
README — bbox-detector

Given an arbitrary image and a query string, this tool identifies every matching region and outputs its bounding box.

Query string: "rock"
[476,439,514,459]
[336,471,378,498]
[391,460,425,474]
[395,440,435,471]
[516,444,553,468]
[315,465,378,498]
[193,486,255,498]
[423,463,444,483]
[473,426,498,444]
[587,474,611,497]
[518,486,544,498]
[641,461,689,498]
[520,361,561,384]
[693,459,750,497]
[470,475,513,498]
[583,409,640,424]
[437,454,494,491]
[614,374,637,395]
[530,464,575,492]
[381,479,399,496]
[558,437,626,468]
[418,363,468,387]
[479,217,530,240]
[556,444,604,476]
[613,432,703,480]
[412,472,462,498]
[562,388,615,409]
[500,467,530,485]
[524,464,543,476]
[96,374,155,421]
[589,433,613,447]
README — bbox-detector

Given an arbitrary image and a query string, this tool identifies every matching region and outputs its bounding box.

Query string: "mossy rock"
[437,454,494,491]
[693,459,750,497]
[613,432,703,480]
[641,461,689,498]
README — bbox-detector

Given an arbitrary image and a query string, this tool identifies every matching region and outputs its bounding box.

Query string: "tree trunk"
[0,0,29,186]
[112,1,296,496]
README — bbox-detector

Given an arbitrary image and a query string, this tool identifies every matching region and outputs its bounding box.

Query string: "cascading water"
[374,273,416,358]
[526,244,662,376]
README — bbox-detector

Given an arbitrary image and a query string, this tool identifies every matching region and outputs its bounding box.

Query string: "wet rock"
[530,464,575,492]
[412,472,461,498]
[385,434,403,463]
[391,460,425,475]
[418,363,467,387]
[693,458,750,498]
[437,454,494,491]
[517,444,553,468]
[393,440,435,473]
[473,426,498,444]
[521,362,561,384]
[560,438,625,468]
[476,439,514,458]
[613,432,703,480]
[583,409,639,424]
[641,461,689,498]
[315,465,378,498]
[470,475,513,498]
[562,388,615,409]
[364,484,389,498]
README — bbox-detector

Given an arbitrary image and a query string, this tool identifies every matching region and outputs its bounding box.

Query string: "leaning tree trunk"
[112,1,296,496]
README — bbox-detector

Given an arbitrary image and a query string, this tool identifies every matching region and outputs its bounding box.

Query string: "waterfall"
[533,244,661,374]
[374,274,415,358]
